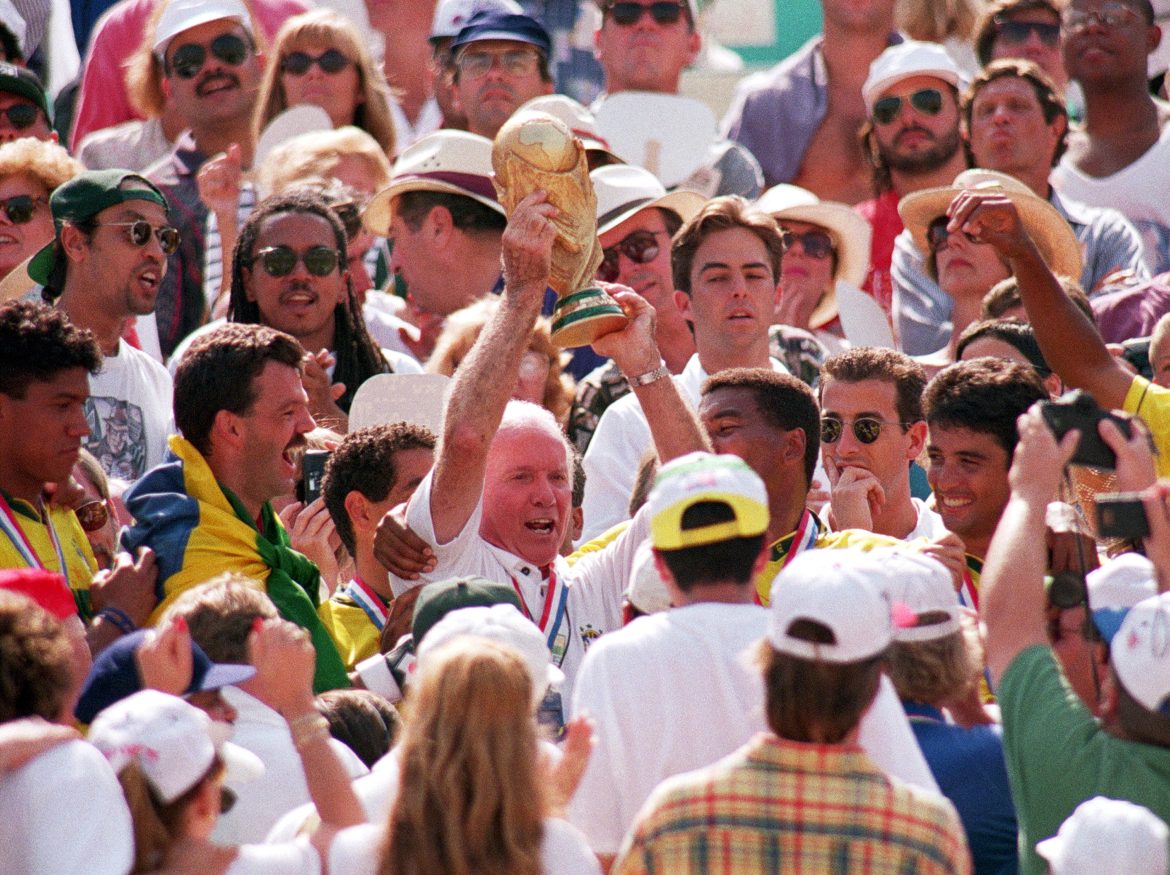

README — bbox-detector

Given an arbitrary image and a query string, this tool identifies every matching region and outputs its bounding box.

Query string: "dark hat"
[74,628,256,724]
[28,169,170,285]
[0,62,47,117]
[411,575,522,645]
[449,9,551,56]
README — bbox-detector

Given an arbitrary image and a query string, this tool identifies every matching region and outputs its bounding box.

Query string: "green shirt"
[999,645,1170,875]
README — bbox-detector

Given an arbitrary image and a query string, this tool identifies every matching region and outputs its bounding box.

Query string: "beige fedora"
[756,183,872,329]
[363,130,503,237]
[591,164,705,237]
[898,168,1082,280]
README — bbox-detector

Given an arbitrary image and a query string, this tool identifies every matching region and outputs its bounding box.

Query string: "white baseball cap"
[591,164,705,237]
[88,689,263,804]
[153,0,252,53]
[416,603,563,708]
[1087,553,1158,644]
[868,549,961,643]
[769,549,893,663]
[1036,796,1169,875]
[520,94,620,161]
[429,0,522,42]
[363,130,502,237]
[626,541,673,615]
[862,40,968,113]
[648,452,769,551]
[1109,591,1170,715]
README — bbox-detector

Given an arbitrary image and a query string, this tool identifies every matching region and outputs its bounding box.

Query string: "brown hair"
[671,196,785,296]
[118,758,223,873]
[0,592,72,722]
[160,574,278,663]
[962,59,1068,166]
[820,347,927,426]
[887,626,980,704]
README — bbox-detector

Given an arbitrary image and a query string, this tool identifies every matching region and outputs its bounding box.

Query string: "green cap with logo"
[28,169,169,285]
[0,62,48,117]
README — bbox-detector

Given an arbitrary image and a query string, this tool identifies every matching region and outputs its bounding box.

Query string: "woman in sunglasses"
[254,9,396,158]
[0,138,80,285]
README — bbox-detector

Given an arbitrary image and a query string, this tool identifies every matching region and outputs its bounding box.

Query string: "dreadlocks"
[228,190,389,414]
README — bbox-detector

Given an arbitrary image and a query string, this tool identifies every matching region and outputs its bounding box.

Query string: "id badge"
[536,689,565,738]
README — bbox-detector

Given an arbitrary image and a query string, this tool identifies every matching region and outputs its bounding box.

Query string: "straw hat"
[898,168,1082,280]
[756,183,872,329]
[591,164,705,237]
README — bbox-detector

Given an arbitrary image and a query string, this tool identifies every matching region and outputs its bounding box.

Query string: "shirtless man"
[722,0,898,204]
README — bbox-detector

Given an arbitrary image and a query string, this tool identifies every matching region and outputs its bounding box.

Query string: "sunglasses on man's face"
[872,87,944,125]
[75,499,110,533]
[0,194,44,224]
[995,17,1062,46]
[168,33,250,80]
[820,416,907,445]
[93,220,181,255]
[280,48,351,76]
[0,103,39,130]
[598,229,664,283]
[780,228,834,260]
[253,244,341,277]
[605,0,688,27]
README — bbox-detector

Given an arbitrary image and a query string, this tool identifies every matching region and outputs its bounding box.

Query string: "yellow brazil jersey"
[1124,376,1170,478]
[0,493,97,619]
[318,579,390,672]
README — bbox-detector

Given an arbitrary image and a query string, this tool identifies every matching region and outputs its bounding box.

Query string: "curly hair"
[923,357,1048,455]
[0,591,73,722]
[322,422,436,555]
[820,347,927,425]
[0,137,81,192]
[252,9,396,157]
[228,190,389,413]
[381,638,545,875]
[0,300,101,398]
[672,196,784,295]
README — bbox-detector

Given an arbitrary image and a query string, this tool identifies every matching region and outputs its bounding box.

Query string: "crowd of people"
[3,0,1170,872]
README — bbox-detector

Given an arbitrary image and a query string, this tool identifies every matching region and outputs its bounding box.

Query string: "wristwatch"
[627,364,670,387]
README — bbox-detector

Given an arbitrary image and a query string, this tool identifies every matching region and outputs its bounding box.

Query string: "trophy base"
[550,287,629,348]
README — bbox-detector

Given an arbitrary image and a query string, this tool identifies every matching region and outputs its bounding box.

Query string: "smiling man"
[122,323,349,691]
[35,170,177,485]
[144,0,265,357]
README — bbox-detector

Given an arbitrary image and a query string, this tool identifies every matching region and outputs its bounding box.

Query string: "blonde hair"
[118,758,223,873]
[896,0,984,41]
[886,612,983,704]
[379,638,545,875]
[425,297,574,424]
[253,10,396,157]
[0,138,81,192]
[258,126,393,198]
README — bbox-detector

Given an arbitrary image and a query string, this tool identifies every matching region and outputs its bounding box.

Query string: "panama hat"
[591,164,705,237]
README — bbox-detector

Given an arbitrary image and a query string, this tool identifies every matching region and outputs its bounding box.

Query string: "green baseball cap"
[0,62,47,117]
[28,169,169,285]
[411,575,522,645]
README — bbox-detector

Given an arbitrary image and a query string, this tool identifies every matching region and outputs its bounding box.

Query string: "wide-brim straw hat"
[898,168,1082,281]
[591,164,705,237]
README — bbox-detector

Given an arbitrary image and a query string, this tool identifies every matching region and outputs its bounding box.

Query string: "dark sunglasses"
[926,216,979,253]
[253,244,341,277]
[995,17,1061,45]
[598,229,663,283]
[780,228,834,260]
[0,103,39,130]
[330,201,363,240]
[820,416,907,445]
[872,87,944,125]
[93,220,181,255]
[0,194,44,224]
[75,499,110,533]
[605,0,688,26]
[168,33,250,80]
[280,48,351,76]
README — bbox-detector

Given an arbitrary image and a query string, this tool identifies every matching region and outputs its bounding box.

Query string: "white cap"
[429,0,522,42]
[768,549,892,663]
[868,549,961,643]
[591,164,705,237]
[1110,592,1170,715]
[1087,553,1158,644]
[153,0,252,53]
[363,130,501,237]
[88,689,263,804]
[1036,797,1169,875]
[862,40,968,113]
[625,541,673,615]
[416,603,563,708]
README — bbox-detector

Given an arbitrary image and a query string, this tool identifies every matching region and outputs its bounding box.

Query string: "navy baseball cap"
[449,9,551,56]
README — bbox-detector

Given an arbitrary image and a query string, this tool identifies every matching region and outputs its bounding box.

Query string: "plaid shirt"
[615,733,971,875]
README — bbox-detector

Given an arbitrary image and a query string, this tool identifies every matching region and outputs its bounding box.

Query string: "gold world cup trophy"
[492,109,628,348]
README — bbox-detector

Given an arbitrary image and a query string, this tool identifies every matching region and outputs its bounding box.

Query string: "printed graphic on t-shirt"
[85,397,147,480]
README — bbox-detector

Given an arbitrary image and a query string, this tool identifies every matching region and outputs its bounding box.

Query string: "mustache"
[196,72,239,95]
[896,125,934,142]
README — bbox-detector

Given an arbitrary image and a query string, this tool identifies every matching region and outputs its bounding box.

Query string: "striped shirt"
[615,733,971,875]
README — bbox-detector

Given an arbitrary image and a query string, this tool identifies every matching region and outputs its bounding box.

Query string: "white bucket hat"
[591,164,705,237]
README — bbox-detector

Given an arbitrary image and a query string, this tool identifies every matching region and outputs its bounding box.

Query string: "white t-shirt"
[226,841,320,874]
[405,468,649,706]
[906,497,948,542]
[568,602,939,854]
[0,739,134,875]
[86,339,174,483]
[329,818,600,875]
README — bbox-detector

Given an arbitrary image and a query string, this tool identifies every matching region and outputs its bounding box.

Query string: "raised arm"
[427,192,559,544]
[947,191,1134,410]
[981,406,1078,686]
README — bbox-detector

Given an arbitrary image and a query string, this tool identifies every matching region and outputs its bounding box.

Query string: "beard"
[879,126,963,175]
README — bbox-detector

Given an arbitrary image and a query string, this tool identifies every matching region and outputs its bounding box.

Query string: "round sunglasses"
[280,48,351,76]
[872,87,944,126]
[168,33,251,80]
[252,244,341,277]
[93,220,181,255]
[780,228,835,260]
[0,194,44,224]
[598,229,664,283]
[0,103,40,130]
[605,1,688,26]
[820,416,909,445]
